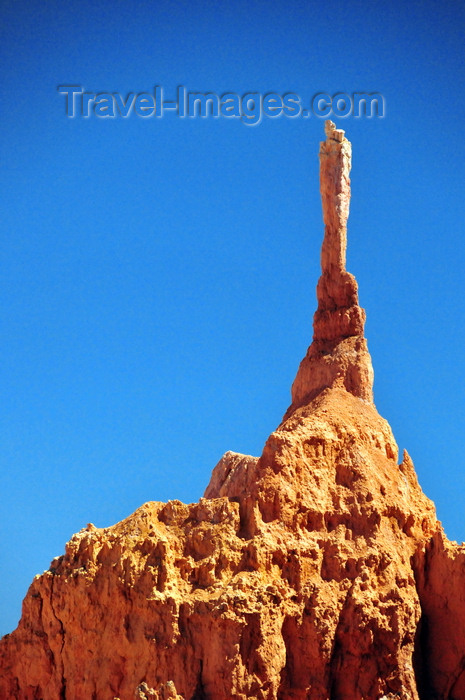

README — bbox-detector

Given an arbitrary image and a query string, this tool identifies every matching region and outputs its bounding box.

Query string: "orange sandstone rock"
[289,120,373,414]
[0,122,463,700]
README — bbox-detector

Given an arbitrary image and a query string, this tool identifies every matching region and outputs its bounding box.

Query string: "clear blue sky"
[1,0,464,636]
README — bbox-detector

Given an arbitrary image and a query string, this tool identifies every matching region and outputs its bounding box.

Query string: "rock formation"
[289,119,373,415]
[1,121,464,700]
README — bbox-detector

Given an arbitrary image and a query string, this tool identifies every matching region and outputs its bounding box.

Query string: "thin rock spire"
[286,120,374,416]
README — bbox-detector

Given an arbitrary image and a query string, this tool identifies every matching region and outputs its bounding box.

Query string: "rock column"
[288,120,374,415]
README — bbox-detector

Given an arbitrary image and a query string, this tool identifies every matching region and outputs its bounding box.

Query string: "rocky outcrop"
[1,122,464,700]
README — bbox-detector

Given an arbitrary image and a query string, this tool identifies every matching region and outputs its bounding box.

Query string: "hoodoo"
[289,119,373,415]
[1,123,465,700]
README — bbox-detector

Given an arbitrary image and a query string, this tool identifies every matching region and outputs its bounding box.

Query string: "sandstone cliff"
[1,122,463,700]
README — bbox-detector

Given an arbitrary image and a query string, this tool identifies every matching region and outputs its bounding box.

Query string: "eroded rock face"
[1,123,463,700]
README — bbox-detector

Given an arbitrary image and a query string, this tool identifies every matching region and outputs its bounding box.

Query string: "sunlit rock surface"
[1,123,462,700]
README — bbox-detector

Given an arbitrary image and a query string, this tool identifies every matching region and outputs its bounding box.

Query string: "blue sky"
[1,0,464,636]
